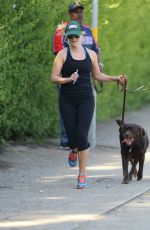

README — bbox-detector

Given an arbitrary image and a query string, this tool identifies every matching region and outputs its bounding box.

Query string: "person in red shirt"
[53,2,103,66]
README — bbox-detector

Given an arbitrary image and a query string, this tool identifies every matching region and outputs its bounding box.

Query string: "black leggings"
[59,92,95,151]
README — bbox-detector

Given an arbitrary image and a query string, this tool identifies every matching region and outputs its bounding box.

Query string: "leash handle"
[117,76,127,92]
[117,76,148,128]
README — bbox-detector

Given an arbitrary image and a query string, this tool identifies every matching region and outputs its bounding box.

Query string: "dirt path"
[0,105,150,230]
[0,144,150,230]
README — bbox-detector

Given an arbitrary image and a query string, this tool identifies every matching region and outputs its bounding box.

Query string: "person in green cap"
[53,1,103,151]
[51,21,126,189]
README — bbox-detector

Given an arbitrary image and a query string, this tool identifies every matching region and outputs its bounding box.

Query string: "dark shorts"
[59,91,95,151]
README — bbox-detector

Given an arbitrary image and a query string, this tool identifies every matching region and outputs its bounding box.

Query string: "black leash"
[118,80,127,127]
[117,80,148,127]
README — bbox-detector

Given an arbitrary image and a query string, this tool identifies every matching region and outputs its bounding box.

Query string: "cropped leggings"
[59,92,95,151]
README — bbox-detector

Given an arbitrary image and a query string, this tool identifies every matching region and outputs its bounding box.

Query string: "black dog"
[116,119,149,184]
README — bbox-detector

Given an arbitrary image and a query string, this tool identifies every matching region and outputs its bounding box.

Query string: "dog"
[116,119,149,184]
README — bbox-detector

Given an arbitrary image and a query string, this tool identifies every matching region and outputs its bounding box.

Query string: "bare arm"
[91,51,126,84]
[51,49,71,84]
[51,49,79,84]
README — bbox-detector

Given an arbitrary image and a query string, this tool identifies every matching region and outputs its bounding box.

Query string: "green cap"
[65,21,82,37]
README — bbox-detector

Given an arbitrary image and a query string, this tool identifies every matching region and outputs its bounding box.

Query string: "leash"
[118,79,127,127]
[117,83,148,93]
[117,78,148,127]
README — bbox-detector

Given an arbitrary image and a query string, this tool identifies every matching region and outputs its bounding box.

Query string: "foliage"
[0,0,150,141]
[0,0,58,141]
[97,0,150,120]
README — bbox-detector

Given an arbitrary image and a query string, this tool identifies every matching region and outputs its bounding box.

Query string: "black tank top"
[60,47,92,93]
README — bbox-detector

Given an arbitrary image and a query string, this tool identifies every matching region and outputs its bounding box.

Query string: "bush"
[0,0,58,141]
[0,0,150,142]
[97,0,150,120]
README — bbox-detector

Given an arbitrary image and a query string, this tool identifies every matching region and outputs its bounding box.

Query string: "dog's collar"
[120,123,125,130]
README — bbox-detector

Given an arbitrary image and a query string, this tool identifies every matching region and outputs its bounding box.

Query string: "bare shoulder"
[54,48,67,63]
[85,48,97,62]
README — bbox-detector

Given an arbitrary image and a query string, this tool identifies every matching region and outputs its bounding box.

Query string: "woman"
[51,21,126,189]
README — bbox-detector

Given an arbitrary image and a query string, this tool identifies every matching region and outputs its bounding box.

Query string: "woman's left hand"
[117,75,127,87]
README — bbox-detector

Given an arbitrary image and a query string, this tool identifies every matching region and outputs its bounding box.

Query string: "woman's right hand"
[69,71,79,84]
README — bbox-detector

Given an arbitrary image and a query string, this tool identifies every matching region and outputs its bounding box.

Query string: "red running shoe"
[76,175,87,189]
[68,151,78,167]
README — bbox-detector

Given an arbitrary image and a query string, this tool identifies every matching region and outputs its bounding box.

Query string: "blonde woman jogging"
[51,21,126,189]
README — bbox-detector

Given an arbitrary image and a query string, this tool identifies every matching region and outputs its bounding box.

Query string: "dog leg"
[137,155,145,180]
[130,159,137,177]
[121,153,129,184]
[129,159,138,181]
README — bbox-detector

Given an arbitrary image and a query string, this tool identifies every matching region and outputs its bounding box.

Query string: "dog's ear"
[140,127,145,136]
[116,119,125,127]
[116,119,122,126]
[137,127,145,137]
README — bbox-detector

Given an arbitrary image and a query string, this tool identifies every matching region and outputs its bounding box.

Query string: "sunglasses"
[67,35,80,39]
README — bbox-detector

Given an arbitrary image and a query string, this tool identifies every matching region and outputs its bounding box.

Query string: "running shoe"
[76,175,87,189]
[68,151,78,167]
